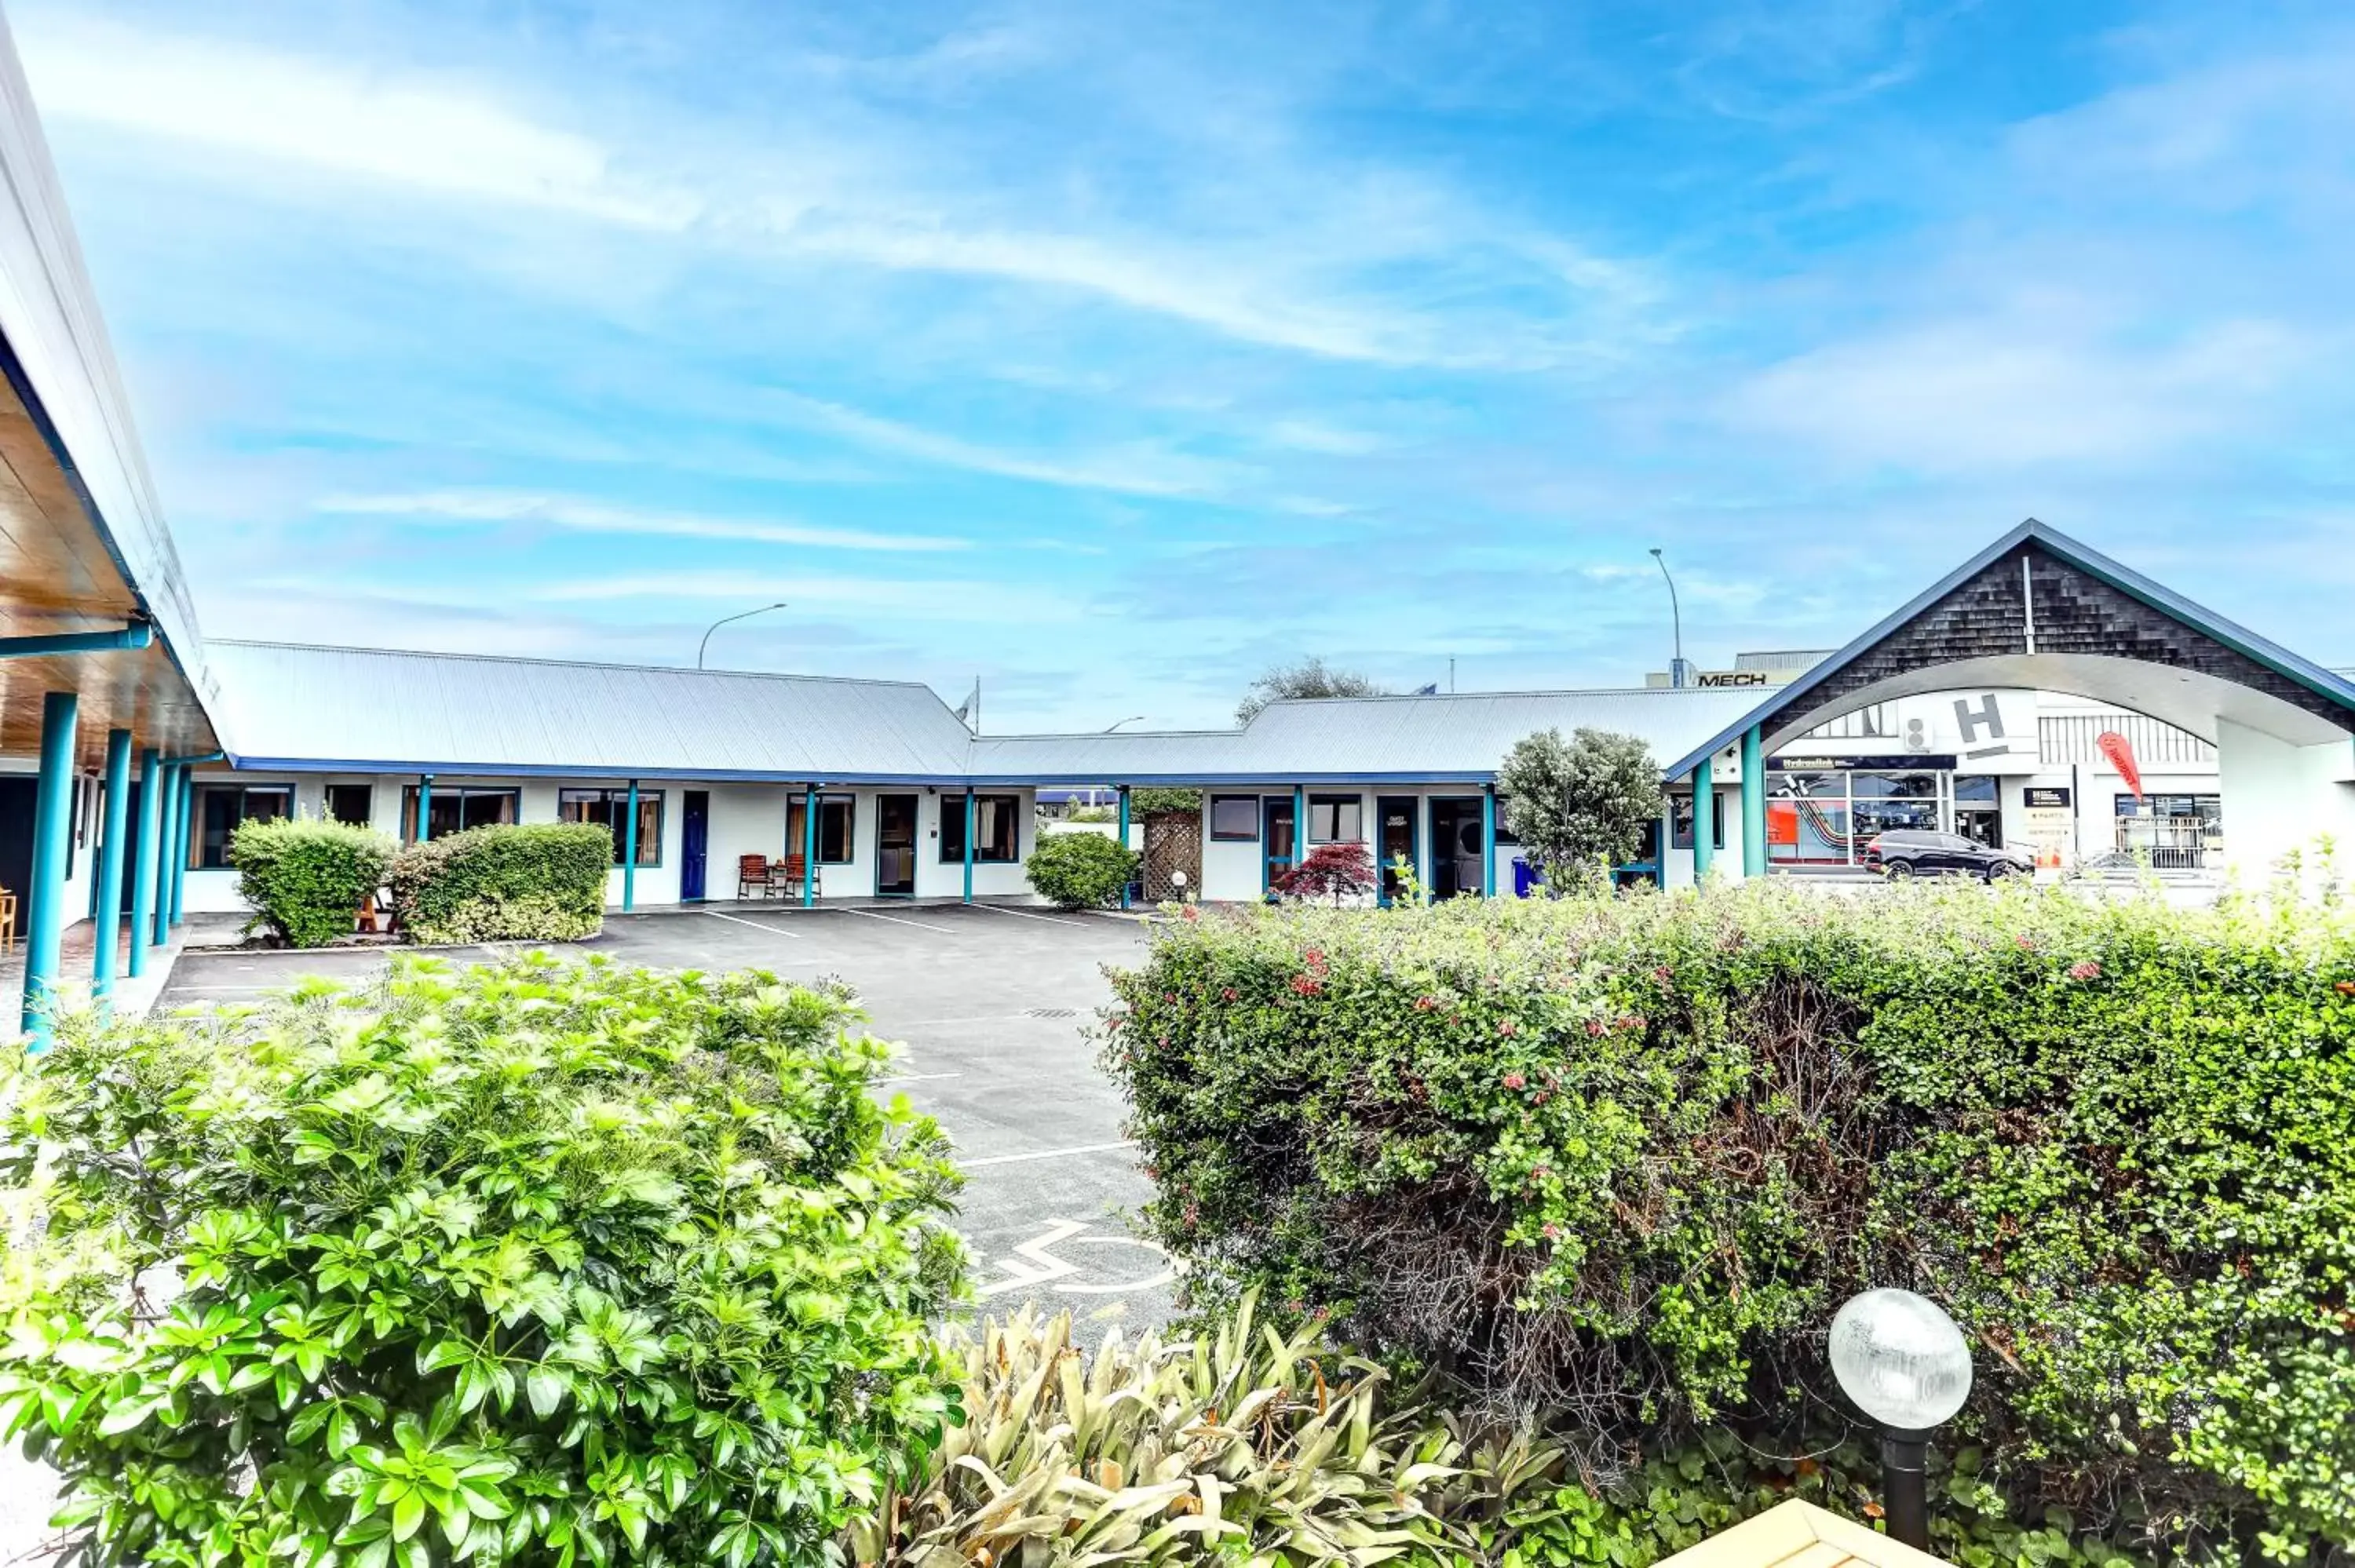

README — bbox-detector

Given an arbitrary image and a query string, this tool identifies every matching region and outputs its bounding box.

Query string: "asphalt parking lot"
[158,903,1174,1333]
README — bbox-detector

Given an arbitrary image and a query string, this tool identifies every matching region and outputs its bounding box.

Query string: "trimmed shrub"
[0,956,966,1568]
[392,822,612,944]
[1275,841,1378,905]
[230,815,395,946]
[1025,830,1141,910]
[1101,882,2355,1560]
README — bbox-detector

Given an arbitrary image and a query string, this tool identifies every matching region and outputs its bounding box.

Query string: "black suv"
[1864,830,2034,882]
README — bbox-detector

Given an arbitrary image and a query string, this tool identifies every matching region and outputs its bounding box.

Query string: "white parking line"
[875,1070,965,1085]
[960,1140,1137,1169]
[702,909,802,938]
[970,903,1086,925]
[838,906,960,935]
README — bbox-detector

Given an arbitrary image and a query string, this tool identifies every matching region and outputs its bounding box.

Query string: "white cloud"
[319,490,969,552]
[1722,316,2306,472]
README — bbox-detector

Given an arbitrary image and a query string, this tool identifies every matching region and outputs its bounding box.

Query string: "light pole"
[696,602,788,669]
[1648,548,1685,687]
[1104,715,1146,733]
[1827,1288,1974,1552]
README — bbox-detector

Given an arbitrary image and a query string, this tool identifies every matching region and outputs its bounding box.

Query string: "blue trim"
[93,729,131,997]
[224,754,1502,789]
[0,623,151,658]
[22,691,78,1044]
[1660,519,2355,780]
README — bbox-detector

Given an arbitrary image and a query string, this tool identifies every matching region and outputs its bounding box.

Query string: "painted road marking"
[971,1218,1176,1298]
[874,1070,965,1085]
[702,908,803,938]
[969,903,1086,926]
[960,1139,1137,1169]
[839,906,960,935]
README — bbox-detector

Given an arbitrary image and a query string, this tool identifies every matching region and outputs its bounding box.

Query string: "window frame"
[786,793,858,865]
[939,792,1023,864]
[1670,789,1728,851]
[557,787,665,867]
[324,782,375,828]
[1306,793,1364,844]
[1207,794,1259,841]
[193,783,296,869]
[399,786,522,844]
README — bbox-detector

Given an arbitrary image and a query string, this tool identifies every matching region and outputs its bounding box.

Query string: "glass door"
[1261,796,1296,895]
[876,794,918,895]
[1377,795,1418,905]
[1427,797,1485,898]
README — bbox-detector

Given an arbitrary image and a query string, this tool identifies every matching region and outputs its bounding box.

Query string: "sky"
[13,0,2355,732]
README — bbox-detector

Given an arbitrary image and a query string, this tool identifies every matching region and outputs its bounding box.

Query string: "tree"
[1495,727,1661,887]
[1236,657,1390,724]
[1275,841,1378,906]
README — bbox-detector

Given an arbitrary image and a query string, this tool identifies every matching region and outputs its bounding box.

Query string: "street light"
[1648,548,1687,687]
[1828,1288,1974,1552]
[696,602,788,669]
[1104,715,1147,733]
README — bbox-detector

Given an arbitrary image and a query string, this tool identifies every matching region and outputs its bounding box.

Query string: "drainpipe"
[93,729,131,1000]
[21,691,78,1045]
[128,748,159,977]
[622,779,639,912]
[802,785,817,906]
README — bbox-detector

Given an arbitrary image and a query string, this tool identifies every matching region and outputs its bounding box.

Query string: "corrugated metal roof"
[972,687,1762,784]
[209,641,978,781]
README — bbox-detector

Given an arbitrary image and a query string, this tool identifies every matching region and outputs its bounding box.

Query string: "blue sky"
[15,0,2354,731]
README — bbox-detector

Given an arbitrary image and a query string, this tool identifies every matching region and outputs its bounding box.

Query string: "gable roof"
[1660,519,2355,780]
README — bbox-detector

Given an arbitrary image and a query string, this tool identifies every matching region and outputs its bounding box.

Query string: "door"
[876,794,918,896]
[679,791,710,901]
[1377,796,1418,905]
[1427,797,1485,898]
[1261,796,1296,896]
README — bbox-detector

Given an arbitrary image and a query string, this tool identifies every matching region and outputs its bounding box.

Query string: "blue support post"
[93,730,130,998]
[621,779,640,911]
[1741,725,1766,879]
[962,790,976,904]
[801,786,817,906]
[150,764,177,945]
[1482,786,1498,897]
[169,768,192,925]
[1117,786,1130,909]
[22,691,78,1044]
[1416,796,1430,903]
[128,749,159,976]
[1691,757,1714,885]
[1292,784,1306,879]
[416,774,433,844]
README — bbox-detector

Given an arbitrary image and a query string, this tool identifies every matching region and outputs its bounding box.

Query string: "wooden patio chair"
[780,854,819,899]
[0,888,14,954]
[736,853,777,900]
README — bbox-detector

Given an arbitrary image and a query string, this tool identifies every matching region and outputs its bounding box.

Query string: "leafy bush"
[1101,882,2355,1561]
[392,822,612,943]
[1130,787,1203,816]
[1495,727,1660,884]
[1275,841,1378,905]
[1025,830,1141,910]
[230,815,396,946]
[0,955,966,1568]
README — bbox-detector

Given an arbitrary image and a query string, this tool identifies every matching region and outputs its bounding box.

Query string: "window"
[940,793,1021,863]
[1208,795,1258,841]
[1671,789,1727,851]
[2115,792,2221,825]
[1307,794,1363,843]
[400,786,519,843]
[785,793,856,863]
[326,783,374,826]
[558,788,663,866]
[195,784,294,868]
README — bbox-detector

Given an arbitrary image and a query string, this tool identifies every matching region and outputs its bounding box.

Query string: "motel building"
[0,18,2352,1040]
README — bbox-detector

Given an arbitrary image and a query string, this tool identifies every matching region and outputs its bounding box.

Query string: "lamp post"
[1104,715,1146,732]
[1648,547,1686,687]
[696,602,788,669]
[1827,1288,1974,1552]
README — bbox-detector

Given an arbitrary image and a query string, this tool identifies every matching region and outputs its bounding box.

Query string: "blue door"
[680,790,709,901]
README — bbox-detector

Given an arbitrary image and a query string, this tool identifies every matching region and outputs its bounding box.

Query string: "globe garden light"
[1828,1289,1973,1551]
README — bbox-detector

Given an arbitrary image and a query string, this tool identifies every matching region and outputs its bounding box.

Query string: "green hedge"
[1024,830,1140,910]
[0,956,966,1568]
[391,822,612,944]
[229,815,395,946]
[1101,882,2355,1561]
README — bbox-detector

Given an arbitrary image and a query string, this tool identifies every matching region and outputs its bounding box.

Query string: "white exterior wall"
[177,773,1042,917]
[2215,721,2355,885]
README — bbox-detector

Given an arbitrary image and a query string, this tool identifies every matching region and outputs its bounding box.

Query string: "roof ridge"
[208,638,941,692]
